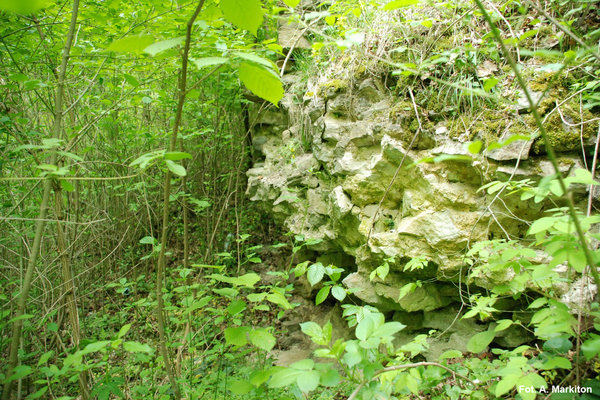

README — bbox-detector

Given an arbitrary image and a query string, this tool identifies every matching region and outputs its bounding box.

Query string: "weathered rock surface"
[246,72,594,349]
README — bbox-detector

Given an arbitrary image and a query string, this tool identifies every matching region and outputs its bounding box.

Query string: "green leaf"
[25,386,48,399]
[233,272,261,288]
[250,368,274,387]
[398,282,417,300]
[249,328,276,351]
[220,0,263,36]
[495,374,518,397]
[238,62,284,106]
[483,77,499,92]
[528,297,547,309]
[144,37,184,56]
[6,365,32,383]
[0,0,49,14]
[266,292,292,309]
[123,341,153,353]
[356,315,376,341]
[213,287,239,297]
[192,57,229,69]
[106,36,154,53]
[383,0,419,10]
[123,74,139,87]
[233,52,276,69]
[81,340,111,354]
[227,299,247,316]
[467,330,495,353]
[331,285,346,301]
[118,324,131,339]
[439,349,462,360]
[319,367,340,386]
[494,319,513,332]
[60,179,75,192]
[307,262,325,286]
[297,370,320,393]
[269,368,303,388]
[315,286,330,305]
[300,322,323,339]
[165,160,186,176]
[467,140,483,155]
[227,379,253,395]
[582,336,600,360]
[38,350,54,366]
[139,236,156,245]
[164,152,192,161]
[290,359,314,370]
[282,0,300,7]
[224,326,249,347]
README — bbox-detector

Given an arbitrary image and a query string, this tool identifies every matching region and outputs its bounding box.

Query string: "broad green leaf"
[0,0,49,14]
[307,262,325,286]
[249,328,276,351]
[118,323,131,339]
[282,0,300,7]
[38,350,54,366]
[106,36,154,53]
[144,37,184,56]
[25,386,48,399]
[540,356,571,369]
[315,286,330,305]
[319,368,340,386]
[249,368,274,387]
[331,285,346,301]
[398,282,416,300]
[227,379,253,395]
[290,359,314,370]
[123,74,139,87]
[123,341,153,353]
[6,365,32,383]
[268,368,303,388]
[266,292,292,309]
[439,349,462,360]
[192,57,229,69]
[372,321,406,338]
[300,321,323,339]
[494,319,513,332]
[139,236,156,245]
[383,0,419,10]
[238,62,284,106]
[356,315,376,341]
[165,160,186,176]
[220,0,263,36]
[467,140,483,155]
[495,374,518,396]
[467,330,495,353]
[297,370,320,393]
[164,152,192,161]
[81,340,111,354]
[582,336,600,360]
[213,287,239,297]
[233,272,260,288]
[227,299,247,315]
[528,297,547,309]
[224,326,249,347]
[483,77,499,92]
[233,52,276,69]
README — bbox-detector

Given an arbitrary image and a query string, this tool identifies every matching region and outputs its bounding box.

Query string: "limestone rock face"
[245,76,590,313]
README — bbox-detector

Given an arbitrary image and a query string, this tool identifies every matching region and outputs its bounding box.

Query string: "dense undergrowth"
[2,0,600,399]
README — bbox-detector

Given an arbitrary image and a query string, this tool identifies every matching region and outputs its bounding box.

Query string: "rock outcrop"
[246,67,594,355]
